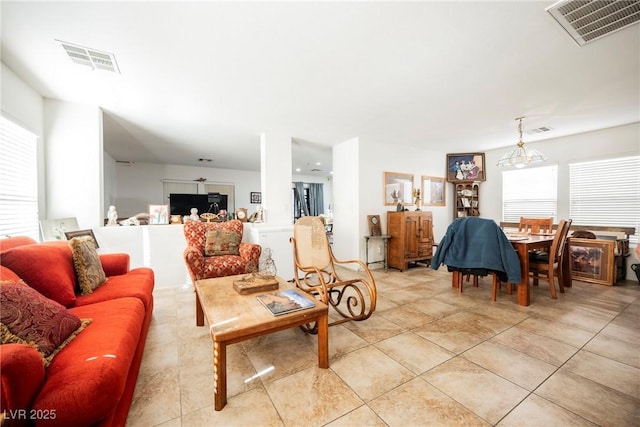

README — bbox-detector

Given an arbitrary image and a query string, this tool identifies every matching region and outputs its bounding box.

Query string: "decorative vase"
[258,248,277,278]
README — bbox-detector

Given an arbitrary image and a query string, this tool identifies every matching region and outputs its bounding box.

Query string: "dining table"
[507,234,571,306]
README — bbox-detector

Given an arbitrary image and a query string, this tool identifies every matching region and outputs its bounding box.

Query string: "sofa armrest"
[239,243,261,271]
[99,253,130,276]
[0,344,45,425]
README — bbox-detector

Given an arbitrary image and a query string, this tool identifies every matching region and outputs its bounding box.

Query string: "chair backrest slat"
[518,217,554,234]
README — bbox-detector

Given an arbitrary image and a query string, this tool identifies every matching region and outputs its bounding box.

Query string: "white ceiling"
[2,1,639,177]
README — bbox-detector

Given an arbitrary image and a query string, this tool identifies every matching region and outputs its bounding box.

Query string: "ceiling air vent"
[525,126,553,135]
[57,40,120,73]
[546,0,640,46]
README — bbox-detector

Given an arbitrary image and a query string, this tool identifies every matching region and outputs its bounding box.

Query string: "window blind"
[502,165,558,222]
[0,116,39,240]
[570,156,640,244]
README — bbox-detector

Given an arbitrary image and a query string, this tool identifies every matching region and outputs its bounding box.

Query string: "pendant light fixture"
[497,116,547,168]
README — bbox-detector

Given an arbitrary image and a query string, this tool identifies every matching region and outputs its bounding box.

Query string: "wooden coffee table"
[194,274,329,411]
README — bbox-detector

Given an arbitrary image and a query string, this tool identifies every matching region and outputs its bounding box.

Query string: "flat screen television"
[169,193,228,216]
[169,194,209,216]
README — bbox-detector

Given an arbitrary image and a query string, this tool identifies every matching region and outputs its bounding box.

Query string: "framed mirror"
[383,172,414,206]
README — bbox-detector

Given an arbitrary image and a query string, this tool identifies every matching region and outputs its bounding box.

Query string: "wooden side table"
[364,235,391,270]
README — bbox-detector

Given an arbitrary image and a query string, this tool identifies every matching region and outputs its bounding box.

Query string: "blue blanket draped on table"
[431,217,521,283]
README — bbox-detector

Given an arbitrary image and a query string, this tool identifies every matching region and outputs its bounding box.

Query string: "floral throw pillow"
[0,280,91,366]
[69,236,107,295]
[204,229,241,256]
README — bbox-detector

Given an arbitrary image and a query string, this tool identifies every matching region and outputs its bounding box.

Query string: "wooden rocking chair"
[290,216,377,333]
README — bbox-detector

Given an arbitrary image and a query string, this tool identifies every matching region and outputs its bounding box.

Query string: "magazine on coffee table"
[256,289,315,316]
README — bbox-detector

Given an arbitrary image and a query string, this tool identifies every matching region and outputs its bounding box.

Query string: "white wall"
[483,122,640,280]
[482,122,640,223]
[332,137,361,262]
[103,151,117,215]
[260,133,293,226]
[1,62,46,218]
[114,162,261,218]
[337,138,449,265]
[43,99,104,230]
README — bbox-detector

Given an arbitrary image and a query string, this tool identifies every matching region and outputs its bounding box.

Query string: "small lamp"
[497,117,547,168]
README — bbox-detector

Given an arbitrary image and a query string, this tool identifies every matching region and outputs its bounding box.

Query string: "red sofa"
[0,236,154,427]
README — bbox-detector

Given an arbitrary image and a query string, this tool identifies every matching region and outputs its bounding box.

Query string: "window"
[0,116,39,240]
[570,156,640,244]
[502,165,558,222]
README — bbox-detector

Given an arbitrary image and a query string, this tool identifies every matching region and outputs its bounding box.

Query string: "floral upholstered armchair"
[183,220,261,286]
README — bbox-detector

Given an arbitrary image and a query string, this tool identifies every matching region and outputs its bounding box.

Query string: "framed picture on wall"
[446,153,486,182]
[383,172,414,206]
[64,229,99,248]
[39,217,80,241]
[149,204,169,224]
[250,192,262,204]
[421,176,446,206]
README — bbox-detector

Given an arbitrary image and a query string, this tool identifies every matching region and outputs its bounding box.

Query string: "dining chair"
[519,217,553,234]
[529,218,572,299]
[431,217,521,302]
[451,268,507,302]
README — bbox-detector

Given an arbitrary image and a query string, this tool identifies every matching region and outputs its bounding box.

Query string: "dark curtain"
[308,183,324,216]
[293,182,309,217]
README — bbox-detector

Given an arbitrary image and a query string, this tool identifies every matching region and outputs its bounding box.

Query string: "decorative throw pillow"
[0,281,91,367]
[69,237,107,295]
[204,229,241,256]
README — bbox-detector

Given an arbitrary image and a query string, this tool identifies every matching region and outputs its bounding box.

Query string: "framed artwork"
[422,176,446,206]
[40,217,79,241]
[446,153,486,182]
[367,215,382,236]
[250,192,262,204]
[569,238,615,286]
[64,229,99,248]
[149,204,169,224]
[383,172,414,206]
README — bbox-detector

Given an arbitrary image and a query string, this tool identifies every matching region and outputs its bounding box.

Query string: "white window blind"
[570,156,640,244]
[0,116,39,240]
[502,165,558,222]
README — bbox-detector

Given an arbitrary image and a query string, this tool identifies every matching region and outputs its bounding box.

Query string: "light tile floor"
[126,266,640,426]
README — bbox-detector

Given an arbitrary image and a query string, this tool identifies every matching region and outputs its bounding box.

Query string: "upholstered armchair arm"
[99,253,130,276]
[0,344,45,425]
[183,245,206,283]
[238,242,261,272]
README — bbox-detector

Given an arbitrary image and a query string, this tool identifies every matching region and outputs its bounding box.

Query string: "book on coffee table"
[256,289,315,316]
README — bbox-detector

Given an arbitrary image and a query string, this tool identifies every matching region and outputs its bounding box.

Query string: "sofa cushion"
[0,236,37,253]
[74,267,154,311]
[204,229,241,256]
[69,236,107,294]
[0,242,77,307]
[0,281,91,367]
[99,253,130,276]
[31,297,145,427]
[0,265,22,282]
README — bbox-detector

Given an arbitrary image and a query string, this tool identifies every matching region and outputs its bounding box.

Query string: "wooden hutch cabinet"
[454,181,480,218]
[387,211,434,271]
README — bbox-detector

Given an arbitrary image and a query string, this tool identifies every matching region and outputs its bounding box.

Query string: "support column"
[260,133,292,226]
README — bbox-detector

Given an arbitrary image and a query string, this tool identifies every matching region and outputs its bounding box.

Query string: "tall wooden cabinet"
[454,181,480,218]
[387,211,434,271]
